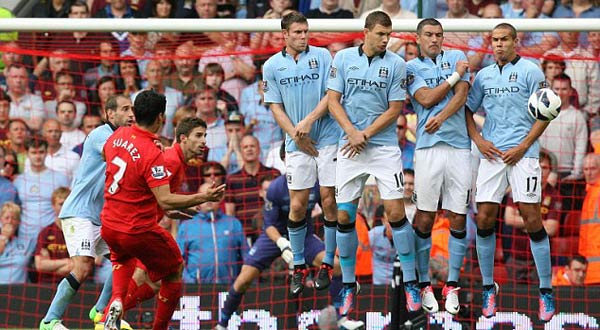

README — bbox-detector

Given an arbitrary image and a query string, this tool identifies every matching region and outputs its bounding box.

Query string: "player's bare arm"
[327,89,367,157]
[294,94,329,139]
[363,100,403,141]
[151,183,226,210]
[465,109,502,160]
[502,120,550,166]
[413,60,469,108]
[425,80,470,134]
[270,102,318,156]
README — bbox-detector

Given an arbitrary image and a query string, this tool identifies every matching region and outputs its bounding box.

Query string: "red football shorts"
[102,225,183,282]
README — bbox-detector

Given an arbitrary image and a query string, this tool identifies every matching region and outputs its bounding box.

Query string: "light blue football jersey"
[467,55,548,159]
[263,46,340,152]
[59,124,115,225]
[406,50,471,150]
[327,46,407,146]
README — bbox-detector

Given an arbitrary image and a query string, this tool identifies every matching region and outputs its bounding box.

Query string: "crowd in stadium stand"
[0,0,599,289]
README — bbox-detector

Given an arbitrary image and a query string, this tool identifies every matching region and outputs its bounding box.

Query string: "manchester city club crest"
[509,72,518,82]
[308,58,318,69]
[441,61,451,70]
[378,67,389,78]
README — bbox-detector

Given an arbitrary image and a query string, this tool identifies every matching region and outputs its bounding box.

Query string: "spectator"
[176,0,218,18]
[246,0,270,18]
[540,74,588,181]
[2,148,19,182]
[0,41,36,93]
[43,71,87,127]
[6,64,45,131]
[464,0,498,16]
[369,210,395,285]
[34,187,72,284]
[306,0,354,18]
[589,31,600,58]
[0,202,34,284]
[72,113,103,156]
[195,87,227,152]
[0,91,10,140]
[208,111,245,173]
[503,150,561,284]
[397,114,414,170]
[579,153,600,284]
[164,42,203,102]
[153,43,175,78]
[178,181,247,284]
[326,41,350,58]
[467,3,503,71]
[13,136,69,242]
[43,1,110,73]
[401,41,419,62]
[541,55,567,87]
[55,100,86,151]
[198,32,256,101]
[132,60,184,139]
[121,32,153,78]
[552,0,600,48]
[34,50,79,102]
[116,59,143,98]
[31,0,74,18]
[182,160,227,196]
[34,119,80,183]
[0,146,20,206]
[552,254,588,286]
[224,135,280,241]
[239,77,282,161]
[93,0,140,52]
[89,76,117,117]
[84,40,120,91]
[203,62,239,115]
[544,31,600,116]
[403,168,416,222]
[360,0,416,52]
[7,119,29,174]
[440,0,479,50]
[146,0,179,50]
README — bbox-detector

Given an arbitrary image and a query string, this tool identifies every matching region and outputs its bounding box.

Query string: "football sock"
[476,227,496,287]
[323,219,337,266]
[414,228,432,284]
[448,229,467,284]
[288,218,307,266]
[153,280,182,330]
[43,273,80,322]
[390,217,417,282]
[529,228,552,289]
[337,222,358,284]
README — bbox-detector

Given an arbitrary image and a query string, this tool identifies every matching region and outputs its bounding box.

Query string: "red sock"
[124,280,157,311]
[152,281,182,330]
[103,258,136,317]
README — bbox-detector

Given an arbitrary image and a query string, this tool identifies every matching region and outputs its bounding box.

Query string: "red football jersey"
[101,125,170,234]
[155,143,186,221]
[164,143,185,193]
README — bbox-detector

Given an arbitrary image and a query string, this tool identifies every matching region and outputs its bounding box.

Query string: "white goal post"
[0,17,598,33]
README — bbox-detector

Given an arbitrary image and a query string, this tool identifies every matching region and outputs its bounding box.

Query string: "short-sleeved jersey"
[101,125,170,234]
[406,50,471,150]
[35,222,69,283]
[155,143,186,221]
[164,143,185,193]
[327,46,407,146]
[263,175,320,235]
[466,55,547,159]
[60,123,115,225]
[263,46,339,152]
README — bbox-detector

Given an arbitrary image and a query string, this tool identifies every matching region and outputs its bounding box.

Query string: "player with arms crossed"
[263,11,341,296]
[39,95,135,330]
[327,11,419,327]
[214,147,342,330]
[465,23,555,321]
[100,90,225,330]
[405,18,471,314]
